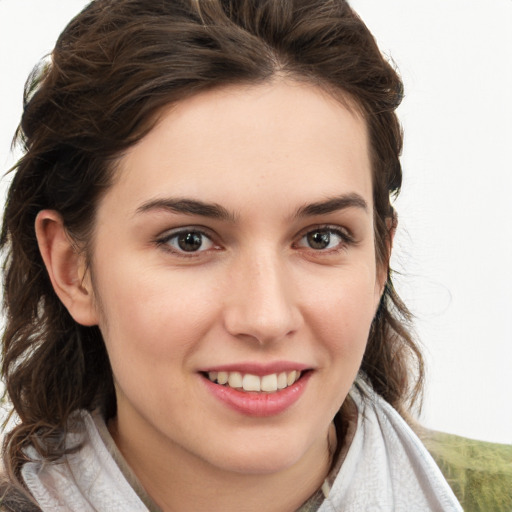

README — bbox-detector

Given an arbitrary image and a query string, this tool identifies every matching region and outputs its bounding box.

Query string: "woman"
[0,0,463,510]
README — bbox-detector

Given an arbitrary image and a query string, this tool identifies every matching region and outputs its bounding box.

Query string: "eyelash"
[156,228,219,258]
[293,225,355,254]
[155,225,354,258]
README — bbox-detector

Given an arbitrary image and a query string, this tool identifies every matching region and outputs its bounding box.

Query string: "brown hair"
[1,0,423,485]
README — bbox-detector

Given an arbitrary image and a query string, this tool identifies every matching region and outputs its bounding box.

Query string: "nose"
[222,251,303,345]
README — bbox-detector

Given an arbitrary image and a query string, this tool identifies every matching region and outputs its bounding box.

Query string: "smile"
[201,367,311,417]
[206,370,302,393]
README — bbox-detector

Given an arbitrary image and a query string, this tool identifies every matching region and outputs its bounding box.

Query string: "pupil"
[308,231,330,249]
[178,232,202,252]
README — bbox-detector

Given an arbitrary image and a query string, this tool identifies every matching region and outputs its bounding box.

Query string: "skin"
[36,80,387,511]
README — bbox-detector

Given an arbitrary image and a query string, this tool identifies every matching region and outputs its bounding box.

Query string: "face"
[87,81,384,477]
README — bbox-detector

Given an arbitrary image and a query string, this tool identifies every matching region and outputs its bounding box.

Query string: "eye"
[159,229,216,254]
[295,227,352,251]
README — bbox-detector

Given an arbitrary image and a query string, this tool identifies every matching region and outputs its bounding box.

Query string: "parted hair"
[1,0,423,486]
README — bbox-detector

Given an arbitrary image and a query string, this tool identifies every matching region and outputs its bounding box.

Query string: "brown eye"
[162,230,215,253]
[178,232,204,252]
[307,231,331,250]
[296,227,350,251]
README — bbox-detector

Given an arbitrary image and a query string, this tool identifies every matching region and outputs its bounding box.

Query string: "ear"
[376,213,397,297]
[35,210,99,326]
[385,212,397,266]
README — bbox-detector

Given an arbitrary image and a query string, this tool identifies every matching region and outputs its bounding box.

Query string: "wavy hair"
[1,0,423,484]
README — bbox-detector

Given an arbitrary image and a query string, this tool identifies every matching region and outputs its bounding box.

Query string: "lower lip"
[201,372,311,417]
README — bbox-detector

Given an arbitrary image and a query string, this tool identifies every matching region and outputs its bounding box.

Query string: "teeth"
[206,370,302,393]
[228,372,243,388]
[277,372,288,390]
[261,374,278,392]
[217,371,228,385]
[242,374,261,392]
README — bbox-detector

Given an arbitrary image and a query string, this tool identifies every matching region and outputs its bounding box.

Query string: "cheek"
[303,263,379,356]
[93,262,221,364]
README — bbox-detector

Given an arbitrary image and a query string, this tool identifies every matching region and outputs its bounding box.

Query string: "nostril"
[223,304,301,344]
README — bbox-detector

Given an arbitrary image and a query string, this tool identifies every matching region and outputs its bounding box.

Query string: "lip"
[198,361,311,376]
[201,370,312,417]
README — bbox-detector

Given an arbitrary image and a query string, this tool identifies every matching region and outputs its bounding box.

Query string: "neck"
[109,419,337,512]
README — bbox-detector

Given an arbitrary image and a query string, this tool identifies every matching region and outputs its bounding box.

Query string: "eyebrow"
[136,193,368,222]
[136,198,237,222]
[294,193,368,218]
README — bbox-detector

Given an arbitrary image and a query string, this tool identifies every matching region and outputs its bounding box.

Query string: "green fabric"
[420,430,512,512]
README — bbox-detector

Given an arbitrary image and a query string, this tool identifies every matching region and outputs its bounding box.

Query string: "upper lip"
[198,361,311,376]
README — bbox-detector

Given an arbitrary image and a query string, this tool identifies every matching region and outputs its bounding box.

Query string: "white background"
[1,0,511,444]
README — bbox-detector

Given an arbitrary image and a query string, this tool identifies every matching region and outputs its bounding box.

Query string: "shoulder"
[419,429,512,512]
[0,476,42,512]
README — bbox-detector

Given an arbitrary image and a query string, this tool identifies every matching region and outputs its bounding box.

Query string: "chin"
[208,436,317,476]
[223,455,299,476]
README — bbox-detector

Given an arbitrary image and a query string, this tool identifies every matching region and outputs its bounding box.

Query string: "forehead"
[106,81,373,218]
